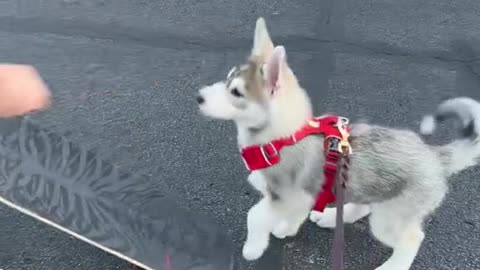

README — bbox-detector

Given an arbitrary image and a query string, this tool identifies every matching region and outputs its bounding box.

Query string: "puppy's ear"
[265,46,287,94]
[252,17,274,60]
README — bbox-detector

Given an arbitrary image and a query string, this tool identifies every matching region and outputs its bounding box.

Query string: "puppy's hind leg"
[373,221,425,270]
[242,197,275,261]
[370,207,425,270]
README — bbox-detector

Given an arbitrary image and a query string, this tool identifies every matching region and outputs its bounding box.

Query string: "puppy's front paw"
[271,220,298,239]
[242,240,267,261]
[309,209,336,228]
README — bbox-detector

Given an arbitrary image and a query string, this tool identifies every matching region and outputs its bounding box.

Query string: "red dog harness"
[241,115,351,212]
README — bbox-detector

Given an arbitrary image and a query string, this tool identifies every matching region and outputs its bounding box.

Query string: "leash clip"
[336,117,352,156]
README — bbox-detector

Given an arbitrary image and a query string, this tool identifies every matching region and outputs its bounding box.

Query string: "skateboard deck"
[0,117,234,270]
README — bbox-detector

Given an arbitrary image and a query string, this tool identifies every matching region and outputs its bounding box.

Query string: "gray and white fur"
[196,17,480,270]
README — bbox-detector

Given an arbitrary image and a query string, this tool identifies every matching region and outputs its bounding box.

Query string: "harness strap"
[313,143,342,212]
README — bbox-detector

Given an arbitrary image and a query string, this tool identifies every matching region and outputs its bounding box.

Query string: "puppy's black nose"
[196,95,205,104]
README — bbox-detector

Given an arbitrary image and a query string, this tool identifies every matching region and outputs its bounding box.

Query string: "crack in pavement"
[1,16,480,67]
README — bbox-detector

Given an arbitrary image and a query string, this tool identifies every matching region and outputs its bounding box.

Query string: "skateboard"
[0,117,234,270]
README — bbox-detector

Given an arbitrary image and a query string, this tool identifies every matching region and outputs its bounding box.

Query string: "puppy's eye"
[231,88,243,97]
[260,64,267,79]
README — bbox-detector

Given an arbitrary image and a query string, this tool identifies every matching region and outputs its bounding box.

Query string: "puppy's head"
[197,17,310,135]
[196,56,268,127]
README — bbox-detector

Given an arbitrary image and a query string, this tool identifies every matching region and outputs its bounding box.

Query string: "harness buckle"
[260,143,278,165]
[327,137,342,153]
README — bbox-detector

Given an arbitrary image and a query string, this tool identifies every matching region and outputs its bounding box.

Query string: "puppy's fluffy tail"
[420,97,480,177]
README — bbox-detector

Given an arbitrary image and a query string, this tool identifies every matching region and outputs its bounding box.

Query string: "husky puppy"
[196,17,480,270]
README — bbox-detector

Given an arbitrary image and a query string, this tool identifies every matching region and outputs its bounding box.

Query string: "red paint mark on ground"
[165,254,171,270]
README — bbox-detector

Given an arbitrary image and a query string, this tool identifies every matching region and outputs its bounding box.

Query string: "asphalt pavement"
[0,0,479,269]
